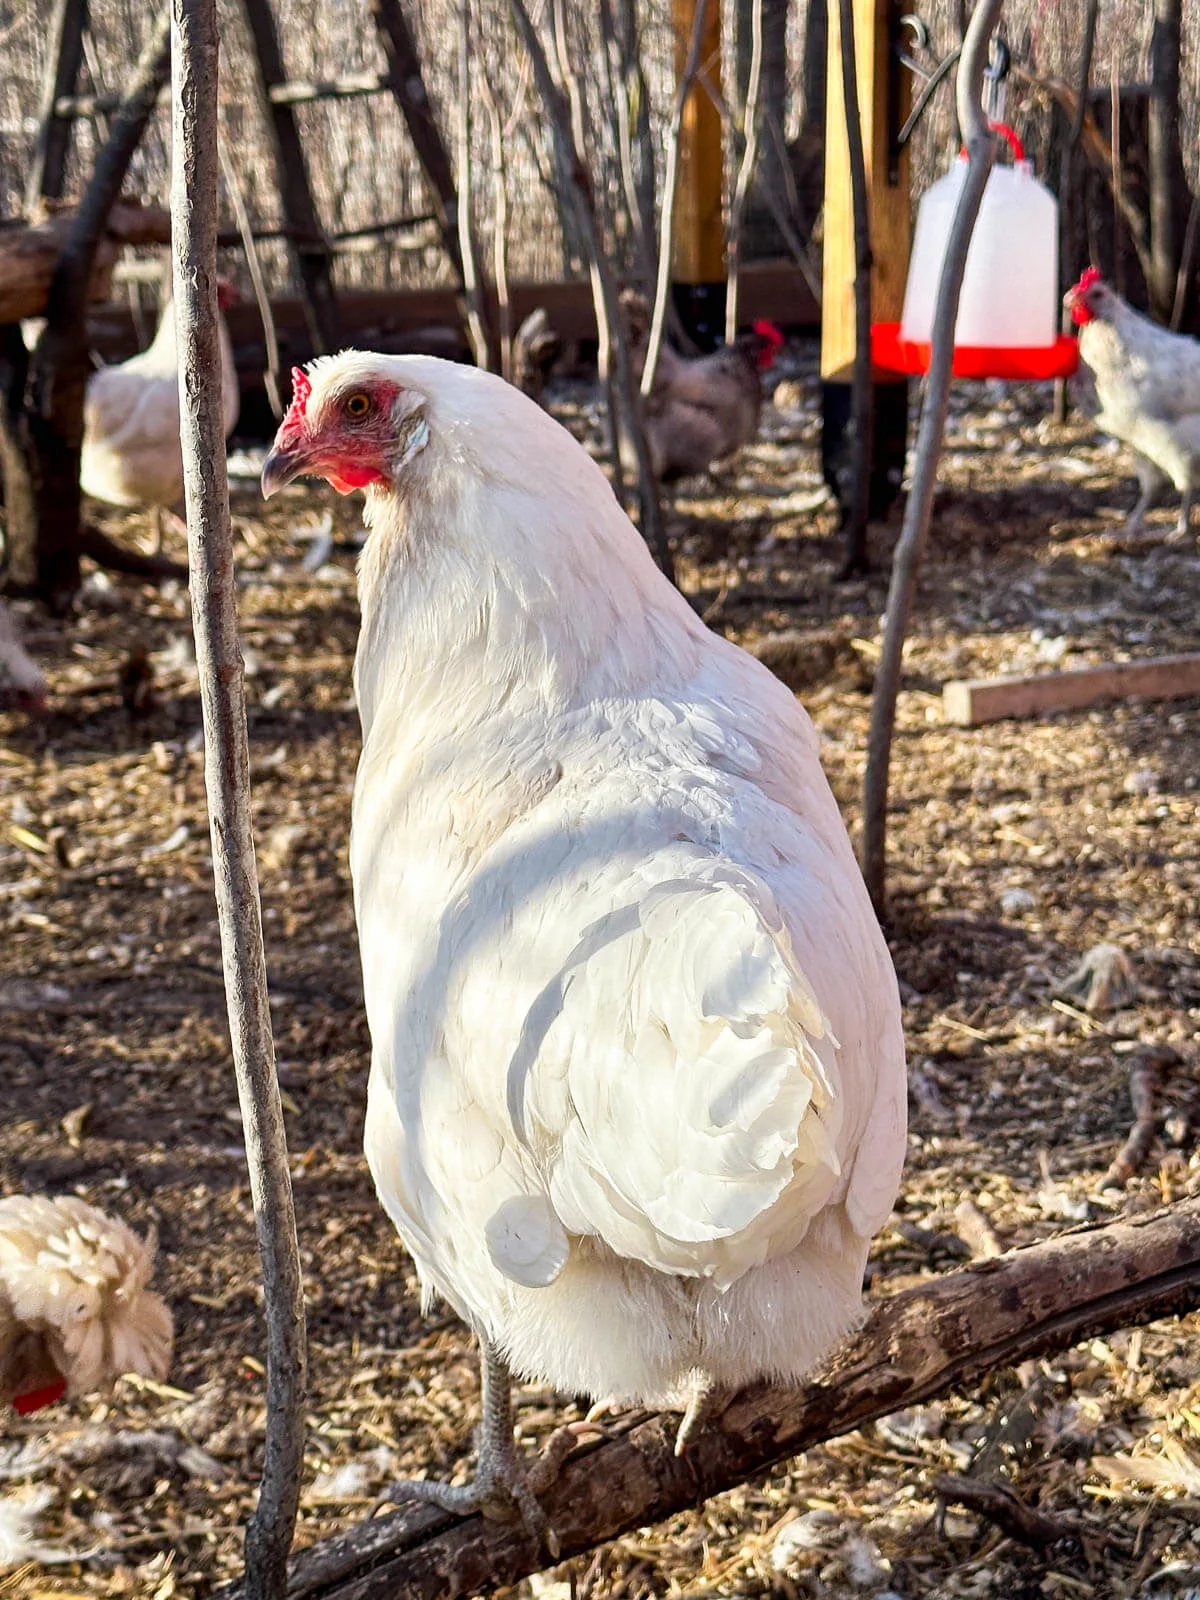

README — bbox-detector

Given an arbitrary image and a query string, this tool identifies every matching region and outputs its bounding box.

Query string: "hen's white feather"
[1077,289,1200,493]
[304,354,906,1405]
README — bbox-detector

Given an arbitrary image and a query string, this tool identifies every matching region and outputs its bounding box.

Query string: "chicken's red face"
[261,367,420,498]
[216,277,237,312]
[1064,266,1104,326]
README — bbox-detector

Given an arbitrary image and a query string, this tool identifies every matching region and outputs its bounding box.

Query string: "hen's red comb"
[281,366,312,435]
[753,319,785,350]
[1071,266,1103,296]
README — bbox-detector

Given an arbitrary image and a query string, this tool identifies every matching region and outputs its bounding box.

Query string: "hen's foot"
[673,1371,731,1455]
[373,1344,577,1554]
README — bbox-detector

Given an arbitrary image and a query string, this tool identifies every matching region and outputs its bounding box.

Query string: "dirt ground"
[2,347,1199,1600]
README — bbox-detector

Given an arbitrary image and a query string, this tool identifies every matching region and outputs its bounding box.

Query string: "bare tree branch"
[479,67,513,380]
[20,5,171,607]
[170,4,307,1597]
[725,0,764,342]
[217,1193,1200,1600]
[507,0,672,582]
[456,0,492,369]
[860,0,1003,911]
[694,64,821,300]
[217,132,282,418]
[641,0,709,399]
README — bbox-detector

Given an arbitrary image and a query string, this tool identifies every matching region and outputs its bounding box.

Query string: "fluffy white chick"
[261,356,907,1537]
[0,1194,173,1414]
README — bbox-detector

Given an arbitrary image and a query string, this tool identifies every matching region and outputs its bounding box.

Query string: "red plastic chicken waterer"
[872,123,1079,381]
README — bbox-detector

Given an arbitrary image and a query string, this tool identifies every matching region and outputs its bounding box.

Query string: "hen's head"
[262,356,433,499]
[1064,267,1115,327]
[216,276,237,312]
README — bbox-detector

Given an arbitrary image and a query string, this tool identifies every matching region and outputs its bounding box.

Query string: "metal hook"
[985,37,1011,81]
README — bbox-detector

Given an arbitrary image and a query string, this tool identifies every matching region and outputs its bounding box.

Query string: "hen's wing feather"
[358,652,904,1303]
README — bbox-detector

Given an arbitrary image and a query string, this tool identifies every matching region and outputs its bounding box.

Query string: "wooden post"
[239,0,341,354]
[671,0,724,347]
[19,6,172,609]
[24,0,88,211]
[820,0,910,523]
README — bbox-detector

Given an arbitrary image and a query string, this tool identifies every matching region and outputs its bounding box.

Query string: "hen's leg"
[1122,455,1167,536]
[1175,482,1195,538]
[375,1341,568,1549]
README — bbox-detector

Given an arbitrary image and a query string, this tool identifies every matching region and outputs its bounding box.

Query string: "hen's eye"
[345,392,371,419]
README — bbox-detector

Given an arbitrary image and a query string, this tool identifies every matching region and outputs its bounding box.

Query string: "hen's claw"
[373,1344,581,1556]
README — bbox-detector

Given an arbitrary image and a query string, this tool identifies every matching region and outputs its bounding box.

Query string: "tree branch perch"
[217,1193,1200,1600]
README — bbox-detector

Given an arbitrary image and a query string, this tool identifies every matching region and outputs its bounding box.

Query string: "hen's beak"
[261,443,310,499]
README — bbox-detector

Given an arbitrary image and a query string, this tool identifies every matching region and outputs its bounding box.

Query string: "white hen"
[0,601,46,712]
[1066,266,1200,535]
[261,356,907,1530]
[81,279,239,533]
[0,1195,173,1414]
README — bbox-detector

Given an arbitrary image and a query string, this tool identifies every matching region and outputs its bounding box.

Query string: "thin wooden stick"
[456,0,492,370]
[479,65,512,381]
[170,4,307,1598]
[217,132,283,419]
[725,0,764,343]
[508,0,672,582]
[641,0,709,399]
[860,0,1003,912]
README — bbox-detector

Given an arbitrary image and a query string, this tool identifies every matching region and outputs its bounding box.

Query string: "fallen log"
[218,1194,1200,1600]
[0,200,171,325]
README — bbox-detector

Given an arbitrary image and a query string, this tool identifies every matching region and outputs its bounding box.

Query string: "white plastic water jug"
[900,125,1058,349]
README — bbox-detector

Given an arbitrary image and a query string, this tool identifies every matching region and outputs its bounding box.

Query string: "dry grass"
[2,348,1200,1598]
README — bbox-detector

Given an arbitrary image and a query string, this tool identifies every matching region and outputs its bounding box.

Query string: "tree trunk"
[18,7,171,610]
[216,1193,1200,1600]
[0,325,37,593]
[1148,0,1189,321]
[834,0,873,577]
[24,0,88,211]
[801,0,827,136]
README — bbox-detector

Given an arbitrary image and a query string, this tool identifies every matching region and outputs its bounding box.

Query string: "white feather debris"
[300,512,336,571]
[0,1488,81,1568]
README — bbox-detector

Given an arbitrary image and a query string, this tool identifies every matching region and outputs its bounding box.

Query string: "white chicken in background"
[0,600,46,712]
[81,275,240,544]
[1066,266,1200,536]
[261,358,907,1535]
[0,1194,173,1414]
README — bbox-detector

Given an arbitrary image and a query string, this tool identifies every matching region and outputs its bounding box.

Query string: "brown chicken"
[622,291,783,480]
[0,1195,173,1414]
